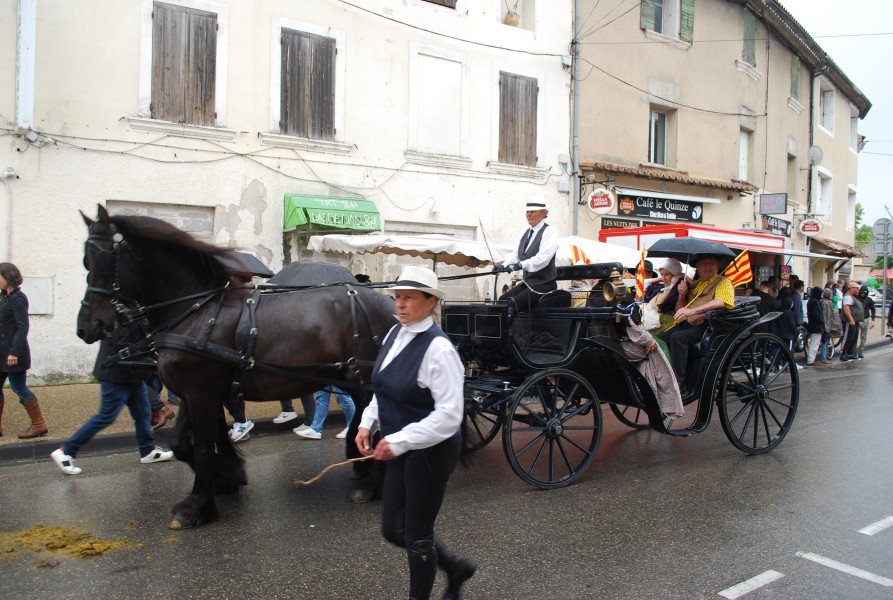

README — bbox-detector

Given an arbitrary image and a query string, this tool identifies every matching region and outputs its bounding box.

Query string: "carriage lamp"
[602,268,629,304]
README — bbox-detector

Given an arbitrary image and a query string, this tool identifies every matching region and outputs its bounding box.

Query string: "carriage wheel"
[463,387,506,451]
[503,369,602,489]
[718,333,799,454]
[609,403,650,429]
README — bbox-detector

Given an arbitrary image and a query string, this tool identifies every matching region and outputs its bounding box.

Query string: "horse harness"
[84,227,383,403]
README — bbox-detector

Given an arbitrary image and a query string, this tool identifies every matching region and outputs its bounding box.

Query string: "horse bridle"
[83,226,141,322]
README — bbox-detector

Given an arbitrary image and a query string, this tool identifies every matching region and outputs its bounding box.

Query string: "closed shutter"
[790,56,800,99]
[499,72,538,167]
[743,11,756,66]
[151,1,217,126]
[680,0,695,43]
[640,0,656,32]
[281,29,336,140]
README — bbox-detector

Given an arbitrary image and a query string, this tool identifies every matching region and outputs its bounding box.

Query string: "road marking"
[797,552,893,586]
[859,516,893,536]
[718,570,784,599]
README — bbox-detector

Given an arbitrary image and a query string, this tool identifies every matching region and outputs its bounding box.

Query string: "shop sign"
[780,265,791,280]
[761,215,792,237]
[616,192,703,223]
[586,187,615,215]
[601,217,640,229]
[759,193,788,215]
[798,218,823,237]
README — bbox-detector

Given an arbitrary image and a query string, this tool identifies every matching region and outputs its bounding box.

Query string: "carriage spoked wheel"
[463,387,506,452]
[718,333,799,454]
[503,368,602,489]
[608,404,650,429]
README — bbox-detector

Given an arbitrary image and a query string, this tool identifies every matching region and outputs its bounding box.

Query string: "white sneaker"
[336,427,349,439]
[293,423,311,434]
[229,420,254,442]
[296,428,322,440]
[140,447,174,464]
[273,411,298,424]
[51,447,82,475]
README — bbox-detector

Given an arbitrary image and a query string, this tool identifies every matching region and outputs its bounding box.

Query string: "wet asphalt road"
[1,346,892,599]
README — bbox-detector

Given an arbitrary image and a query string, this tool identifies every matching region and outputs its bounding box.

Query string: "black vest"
[517,223,557,286]
[372,324,449,437]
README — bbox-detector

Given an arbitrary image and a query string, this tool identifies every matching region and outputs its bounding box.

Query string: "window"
[786,153,798,204]
[738,129,752,181]
[847,186,857,231]
[280,29,336,140]
[849,104,859,151]
[790,56,800,100]
[742,11,756,66]
[640,0,694,43]
[819,79,835,133]
[816,168,832,222]
[408,44,468,158]
[151,1,218,126]
[498,71,538,167]
[649,109,667,165]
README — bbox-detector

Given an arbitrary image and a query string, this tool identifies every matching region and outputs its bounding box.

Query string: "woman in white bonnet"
[642,257,684,334]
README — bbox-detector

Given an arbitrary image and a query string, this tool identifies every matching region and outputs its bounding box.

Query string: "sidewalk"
[0,384,346,463]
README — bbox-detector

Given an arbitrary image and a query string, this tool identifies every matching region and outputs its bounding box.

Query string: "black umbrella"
[647,237,736,266]
[218,251,275,278]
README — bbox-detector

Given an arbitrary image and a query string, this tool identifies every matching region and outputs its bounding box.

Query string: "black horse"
[77,206,396,529]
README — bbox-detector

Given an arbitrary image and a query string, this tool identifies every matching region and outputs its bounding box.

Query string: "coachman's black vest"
[371,324,450,437]
[516,223,557,286]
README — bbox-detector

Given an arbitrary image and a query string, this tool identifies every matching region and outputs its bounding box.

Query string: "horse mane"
[108,214,238,284]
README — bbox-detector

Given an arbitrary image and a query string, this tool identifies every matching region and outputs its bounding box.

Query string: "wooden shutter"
[281,29,336,140]
[790,56,800,99]
[424,0,458,7]
[680,0,695,42]
[743,11,756,66]
[498,72,538,167]
[640,0,655,32]
[151,2,217,126]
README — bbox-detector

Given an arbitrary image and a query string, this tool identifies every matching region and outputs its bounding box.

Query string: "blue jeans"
[63,380,155,458]
[0,371,37,403]
[310,387,355,433]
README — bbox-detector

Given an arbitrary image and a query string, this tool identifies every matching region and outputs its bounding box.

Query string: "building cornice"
[582,161,756,193]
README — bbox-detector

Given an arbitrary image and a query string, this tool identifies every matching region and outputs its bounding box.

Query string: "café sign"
[761,215,792,237]
[617,191,703,223]
[586,187,615,215]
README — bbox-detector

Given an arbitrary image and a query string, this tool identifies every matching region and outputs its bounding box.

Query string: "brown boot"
[151,406,175,430]
[18,399,49,439]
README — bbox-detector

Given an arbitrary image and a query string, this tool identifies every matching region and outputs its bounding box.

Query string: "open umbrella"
[647,237,736,266]
[308,233,512,269]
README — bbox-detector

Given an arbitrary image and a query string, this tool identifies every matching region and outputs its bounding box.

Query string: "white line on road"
[858,516,893,536]
[797,552,893,586]
[718,570,785,599]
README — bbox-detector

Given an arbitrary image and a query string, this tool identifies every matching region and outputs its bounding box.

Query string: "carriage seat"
[692,297,761,356]
[536,289,572,309]
[513,290,575,364]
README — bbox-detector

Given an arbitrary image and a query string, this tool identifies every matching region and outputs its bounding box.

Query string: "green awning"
[283,194,381,232]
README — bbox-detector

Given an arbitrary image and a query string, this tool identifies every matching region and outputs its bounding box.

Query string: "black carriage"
[442,262,799,489]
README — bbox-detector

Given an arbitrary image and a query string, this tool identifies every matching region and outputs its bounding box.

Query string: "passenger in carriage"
[621,310,684,419]
[642,257,684,334]
[492,196,560,311]
[657,255,735,395]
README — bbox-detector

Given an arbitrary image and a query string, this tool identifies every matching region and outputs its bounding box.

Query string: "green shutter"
[790,56,800,99]
[680,0,695,43]
[640,0,655,32]
[743,11,756,66]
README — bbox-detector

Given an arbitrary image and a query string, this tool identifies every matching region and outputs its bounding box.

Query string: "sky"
[779,0,893,229]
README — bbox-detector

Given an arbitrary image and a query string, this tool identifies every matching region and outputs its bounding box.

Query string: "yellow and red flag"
[723,249,753,287]
[570,245,591,265]
[635,247,647,300]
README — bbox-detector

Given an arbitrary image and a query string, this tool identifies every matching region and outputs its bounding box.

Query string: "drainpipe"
[805,68,817,286]
[571,0,581,236]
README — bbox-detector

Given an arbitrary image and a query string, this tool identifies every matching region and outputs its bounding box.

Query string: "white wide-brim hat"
[388,265,445,299]
[525,195,548,212]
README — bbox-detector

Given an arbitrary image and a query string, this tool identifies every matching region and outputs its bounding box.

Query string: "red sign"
[798,218,823,237]
[586,188,615,215]
[619,198,635,214]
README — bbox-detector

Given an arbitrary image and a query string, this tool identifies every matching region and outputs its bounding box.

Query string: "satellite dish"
[807,145,823,166]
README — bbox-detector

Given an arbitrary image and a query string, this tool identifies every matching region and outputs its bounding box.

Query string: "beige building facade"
[575,0,869,288]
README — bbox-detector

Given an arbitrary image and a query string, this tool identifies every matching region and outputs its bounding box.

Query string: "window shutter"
[281,29,335,140]
[680,0,695,43]
[743,11,756,66]
[498,72,538,167]
[640,0,655,32]
[190,10,218,126]
[790,56,800,99]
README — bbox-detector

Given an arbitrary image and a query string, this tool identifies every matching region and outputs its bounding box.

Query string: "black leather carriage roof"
[555,262,624,281]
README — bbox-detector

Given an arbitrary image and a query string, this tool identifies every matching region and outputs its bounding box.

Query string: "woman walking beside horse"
[356,265,476,600]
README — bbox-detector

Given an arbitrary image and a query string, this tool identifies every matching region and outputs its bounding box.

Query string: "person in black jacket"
[805,286,826,366]
[0,262,48,439]
[856,286,876,359]
[51,321,175,475]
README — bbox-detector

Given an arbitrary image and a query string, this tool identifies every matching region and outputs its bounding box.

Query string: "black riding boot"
[435,539,477,600]
[407,539,438,600]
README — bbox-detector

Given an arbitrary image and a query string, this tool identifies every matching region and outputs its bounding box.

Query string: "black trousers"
[658,321,708,384]
[499,280,557,312]
[380,433,461,552]
[841,321,861,357]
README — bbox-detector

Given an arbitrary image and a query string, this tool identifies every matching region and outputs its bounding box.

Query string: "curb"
[0,414,347,466]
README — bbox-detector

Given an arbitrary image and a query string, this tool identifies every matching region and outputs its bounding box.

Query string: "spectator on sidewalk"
[804,286,825,366]
[296,386,355,440]
[840,281,864,362]
[819,288,842,364]
[147,372,176,430]
[51,322,174,475]
[857,285,876,359]
[0,262,49,439]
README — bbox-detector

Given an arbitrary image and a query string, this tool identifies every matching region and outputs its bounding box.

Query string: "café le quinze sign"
[617,191,703,223]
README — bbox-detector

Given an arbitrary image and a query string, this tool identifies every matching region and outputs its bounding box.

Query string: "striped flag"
[570,245,591,265]
[723,249,753,287]
[635,247,647,300]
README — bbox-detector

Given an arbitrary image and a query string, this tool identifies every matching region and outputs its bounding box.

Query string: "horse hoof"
[169,520,183,530]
